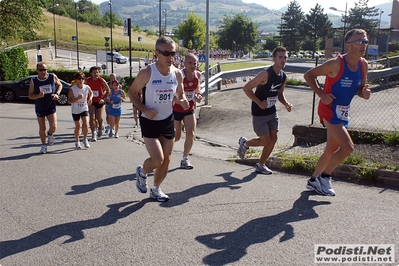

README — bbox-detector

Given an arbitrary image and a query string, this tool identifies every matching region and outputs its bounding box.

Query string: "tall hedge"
[0,47,29,81]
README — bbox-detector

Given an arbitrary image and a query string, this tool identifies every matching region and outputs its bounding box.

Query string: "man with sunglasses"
[128,36,189,202]
[28,62,63,154]
[303,28,371,196]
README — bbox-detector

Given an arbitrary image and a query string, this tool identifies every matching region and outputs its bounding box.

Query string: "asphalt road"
[1,99,398,265]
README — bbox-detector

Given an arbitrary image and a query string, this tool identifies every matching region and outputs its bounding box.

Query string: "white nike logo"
[271,83,282,90]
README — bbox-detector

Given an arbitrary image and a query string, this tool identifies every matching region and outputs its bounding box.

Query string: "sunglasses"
[157,50,177,57]
[37,69,47,71]
[347,39,369,45]
[77,78,85,80]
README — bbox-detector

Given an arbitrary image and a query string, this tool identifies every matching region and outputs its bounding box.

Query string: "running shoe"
[109,130,114,138]
[306,175,325,195]
[255,163,272,174]
[114,134,119,138]
[133,124,138,128]
[136,165,148,193]
[105,125,110,134]
[47,131,54,146]
[83,139,90,148]
[150,186,170,202]
[75,141,82,149]
[237,137,248,159]
[91,133,97,142]
[319,175,336,196]
[39,145,47,154]
[180,158,194,169]
[97,128,103,138]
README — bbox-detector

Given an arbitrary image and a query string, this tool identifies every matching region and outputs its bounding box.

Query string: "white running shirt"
[71,84,90,114]
[142,63,178,120]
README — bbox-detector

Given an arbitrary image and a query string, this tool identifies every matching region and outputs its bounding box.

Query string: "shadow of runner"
[159,171,258,207]
[195,191,331,265]
[0,199,151,259]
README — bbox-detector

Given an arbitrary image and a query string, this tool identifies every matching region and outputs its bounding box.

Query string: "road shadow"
[0,200,152,259]
[195,191,330,265]
[66,174,134,195]
[159,171,257,208]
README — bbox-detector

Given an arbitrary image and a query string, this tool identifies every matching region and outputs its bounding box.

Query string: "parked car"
[106,51,128,64]
[256,51,272,58]
[0,76,71,105]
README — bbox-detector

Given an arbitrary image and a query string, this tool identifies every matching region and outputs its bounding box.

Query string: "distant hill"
[97,0,392,33]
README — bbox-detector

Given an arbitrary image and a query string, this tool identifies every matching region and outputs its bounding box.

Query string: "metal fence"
[201,63,399,134]
[312,66,399,133]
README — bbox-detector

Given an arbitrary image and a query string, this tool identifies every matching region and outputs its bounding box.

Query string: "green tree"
[263,35,280,51]
[300,4,333,58]
[217,13,259,53]
[345,0,379,38]
[103,11,124,28]
[176,12,206,50]
[0,0,44,44]
[281,0,305,54]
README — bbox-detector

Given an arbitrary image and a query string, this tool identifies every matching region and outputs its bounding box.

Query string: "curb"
[234,156,399,188]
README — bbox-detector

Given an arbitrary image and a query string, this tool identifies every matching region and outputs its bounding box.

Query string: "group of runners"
[28,28,371,202]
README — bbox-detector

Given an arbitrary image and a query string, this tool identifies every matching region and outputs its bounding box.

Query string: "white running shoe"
[47,131,54,146]
[237,137,248,159]
[319,175,336,196]
[255,163,272,174]
[136,165,148,193]
[150,186,170,202]
[306,175,325,195]
[39,145,47,154]
[83,139,90,148]
[180,158,194,169]
[75,141,82,149]
[91,133,97,142]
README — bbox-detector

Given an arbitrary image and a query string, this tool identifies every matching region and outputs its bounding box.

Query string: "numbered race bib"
[39,84,53,94]
[266,96,278,108]
[185,91,195,102]
[336,105,350,121]
[92,90,99,97]
[112,103,121,109]
[153,89,173,104]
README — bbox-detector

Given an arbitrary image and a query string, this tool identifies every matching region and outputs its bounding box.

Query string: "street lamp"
[330,2,347,54]
[109,0,114,73]
[159,0,163,36]
[75,1,88,70]
[52,1,59,58]
[163,10,174,36]
[376,9,384,59]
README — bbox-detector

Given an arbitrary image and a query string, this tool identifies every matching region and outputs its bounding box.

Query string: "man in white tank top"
[128,36,189,202]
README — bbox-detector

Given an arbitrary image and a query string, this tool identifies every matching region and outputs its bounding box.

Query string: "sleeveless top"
[108,89,123,111]
[318,55,364,127]
[173,68,199,113]
[86,76,105,103]
[142,63,178,120]
[71,84,90,114]
[251,66,286,116]
[32,73,57,111]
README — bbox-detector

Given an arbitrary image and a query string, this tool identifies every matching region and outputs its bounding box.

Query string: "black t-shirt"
[251,66,286,116]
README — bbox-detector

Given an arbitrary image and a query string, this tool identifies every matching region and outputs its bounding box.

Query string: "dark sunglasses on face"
[77,78,85,80]
[347,39,369,45]
[157,50,176,57]
[37,68,47,71]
